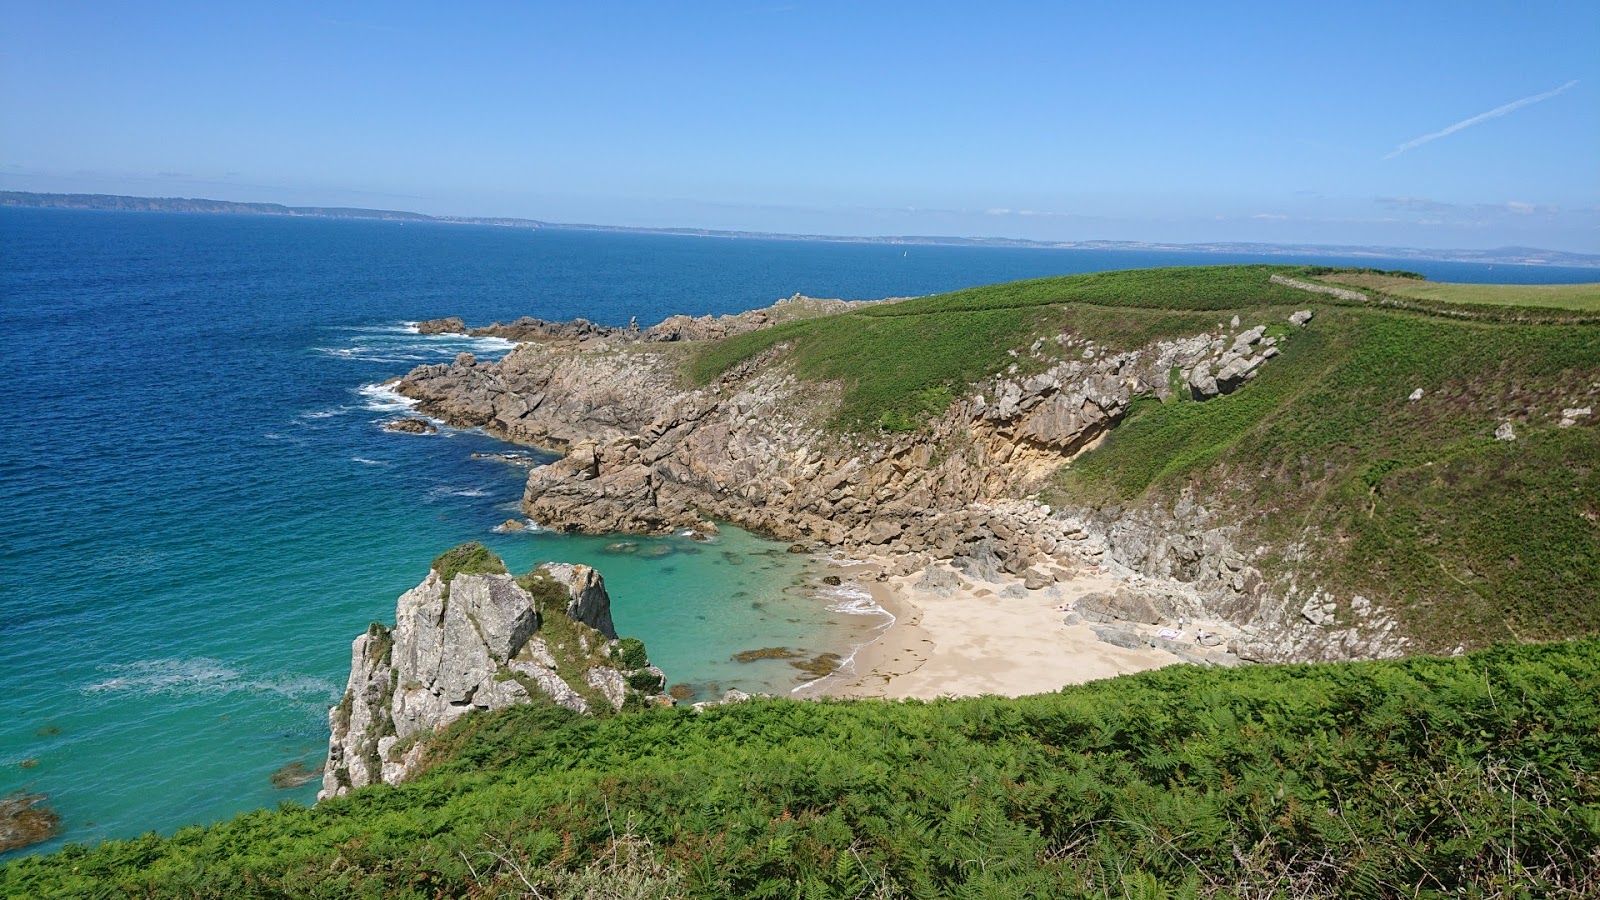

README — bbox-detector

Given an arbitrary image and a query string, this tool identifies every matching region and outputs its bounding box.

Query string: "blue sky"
[3,2,1597,251]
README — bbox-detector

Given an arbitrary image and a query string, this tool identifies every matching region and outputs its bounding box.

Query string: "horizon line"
[2,189,1596,267]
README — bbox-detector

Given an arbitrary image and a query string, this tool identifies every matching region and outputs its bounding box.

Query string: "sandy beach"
[810,561,1179,700]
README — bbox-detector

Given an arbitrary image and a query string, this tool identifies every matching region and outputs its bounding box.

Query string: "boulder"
[415,316,467,335]
[1076,589,1165,625]
[1289,310,1313,326]
[1091,623,1148,650]
[913,565,965,597]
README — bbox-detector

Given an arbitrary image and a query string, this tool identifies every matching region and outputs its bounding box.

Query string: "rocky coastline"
[392,295,1408,684]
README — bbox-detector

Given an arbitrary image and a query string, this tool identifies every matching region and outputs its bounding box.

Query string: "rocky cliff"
[389,296,1397,663]
[319,548,666,800]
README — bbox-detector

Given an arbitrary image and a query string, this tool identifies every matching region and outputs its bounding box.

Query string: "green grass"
[1316,272,1600,311]
[1054,304,1599,648]
[430,541,507,596]
[7,639,1597,898]
[688,266,1304,430]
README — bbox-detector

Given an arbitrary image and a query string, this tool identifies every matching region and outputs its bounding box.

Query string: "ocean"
[1,206,1593,857]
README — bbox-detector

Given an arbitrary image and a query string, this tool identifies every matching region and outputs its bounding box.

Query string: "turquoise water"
[2,207,1593,859]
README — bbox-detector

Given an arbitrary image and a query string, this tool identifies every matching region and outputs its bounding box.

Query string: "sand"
[810,562,1177,700]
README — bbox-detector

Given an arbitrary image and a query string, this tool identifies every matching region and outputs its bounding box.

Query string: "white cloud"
[1384,79,1579,159]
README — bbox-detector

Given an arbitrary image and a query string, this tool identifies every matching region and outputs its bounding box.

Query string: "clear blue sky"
[4,1,1597,251]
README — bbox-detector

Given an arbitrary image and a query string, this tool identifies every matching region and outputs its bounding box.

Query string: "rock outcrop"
[415,316,467,335]
[391,295,1414,664]
[457,294,885,346]
[396,315,1280,559]
[319,551,666,800]
[382,417,437,435]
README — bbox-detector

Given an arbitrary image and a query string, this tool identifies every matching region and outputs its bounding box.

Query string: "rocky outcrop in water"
[319,551,666,800]
[415,316,467,335]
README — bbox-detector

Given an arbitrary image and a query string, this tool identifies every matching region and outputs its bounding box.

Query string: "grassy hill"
[690,266,1600,652]
[5,639,1596,897]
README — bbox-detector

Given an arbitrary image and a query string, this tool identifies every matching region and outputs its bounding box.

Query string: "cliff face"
[397,317,1280,553]
[319,558,665,800]
[390,304,1402,664]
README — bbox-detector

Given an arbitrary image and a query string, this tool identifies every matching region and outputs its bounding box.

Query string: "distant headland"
[5,190,1596,268]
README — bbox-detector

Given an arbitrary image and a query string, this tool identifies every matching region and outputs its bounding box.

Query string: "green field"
[1313,272,1600,311]
[5,639,1596,898]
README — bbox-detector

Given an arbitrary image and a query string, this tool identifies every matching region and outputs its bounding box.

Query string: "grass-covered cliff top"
[691,265,1600,652]
[688,265,1599,432]
[6,639,1596,897]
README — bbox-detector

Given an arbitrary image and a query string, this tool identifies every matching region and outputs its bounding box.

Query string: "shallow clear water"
[1,207,1591,858]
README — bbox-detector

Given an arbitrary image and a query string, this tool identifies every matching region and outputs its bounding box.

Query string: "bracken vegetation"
[4,639,1597,898]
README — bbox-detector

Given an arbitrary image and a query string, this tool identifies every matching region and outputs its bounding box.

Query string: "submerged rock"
[0,792,60,853]
[382,417,437,435]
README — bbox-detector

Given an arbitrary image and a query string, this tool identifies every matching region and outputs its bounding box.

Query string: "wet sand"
[811,561,1176,699]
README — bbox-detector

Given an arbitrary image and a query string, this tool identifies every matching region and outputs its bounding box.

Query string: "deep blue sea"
[1,206,1594,858]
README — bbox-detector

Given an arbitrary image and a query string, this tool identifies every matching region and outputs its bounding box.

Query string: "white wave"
[356,381,421,413]
[791,580,896,695]
[352,457,390,466]
[467,335,516,352]
[82,658,338,702]
[299,406,352,420]
[820,583,892,619]
[343,322,420,335]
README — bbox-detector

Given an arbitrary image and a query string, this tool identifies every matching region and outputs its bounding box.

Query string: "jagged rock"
[586,666,628,710]
[913,565,965,597]
[1289,310,1313,326]
[319,557,656,801]
[951,538,1004,583]
[539,563,618,639]
[1022,568,1052,590]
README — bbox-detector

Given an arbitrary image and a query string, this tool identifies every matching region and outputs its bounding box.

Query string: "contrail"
[1384,79,1579,159]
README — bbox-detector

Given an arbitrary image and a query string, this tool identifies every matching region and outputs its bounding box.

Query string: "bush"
[625,670,663,693]
[7,640,1598,897]
[616,637,648,670]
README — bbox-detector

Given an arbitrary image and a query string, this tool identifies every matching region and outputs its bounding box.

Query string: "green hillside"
[691,265,1600,652]
[5,640,1596,898]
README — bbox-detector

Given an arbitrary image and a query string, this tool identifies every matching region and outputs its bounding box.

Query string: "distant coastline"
[5,190,1597,269]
